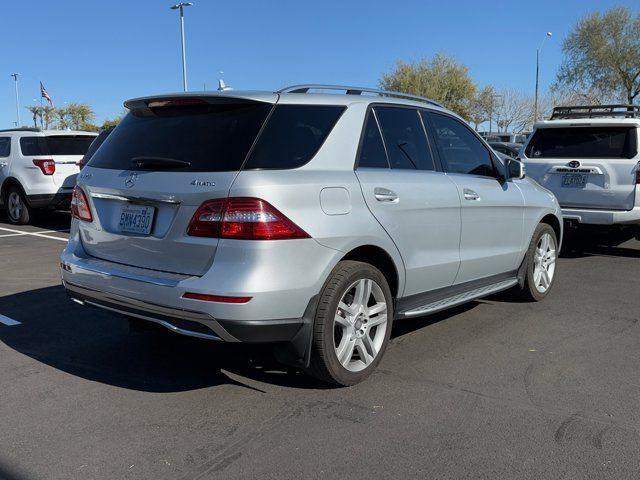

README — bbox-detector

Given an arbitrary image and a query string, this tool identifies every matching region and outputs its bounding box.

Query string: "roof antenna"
[218,79,232,91]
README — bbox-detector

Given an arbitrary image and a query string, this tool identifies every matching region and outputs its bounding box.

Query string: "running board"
[399,278,518,318]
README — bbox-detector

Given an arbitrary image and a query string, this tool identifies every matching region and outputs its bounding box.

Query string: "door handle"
[0,162,7,168]
[463,188,480,201]
[374,187,399,203]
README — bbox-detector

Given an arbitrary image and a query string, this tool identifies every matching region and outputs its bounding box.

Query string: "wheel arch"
[339,244,401,299]
[0,177,26,203]
[540,213,563,249]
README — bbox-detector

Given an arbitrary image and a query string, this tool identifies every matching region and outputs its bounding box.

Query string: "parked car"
[522,105,640,236]
[60,85,562,386]
[78,127,114,170]
[489,141,522,159]
[0,128,97,224]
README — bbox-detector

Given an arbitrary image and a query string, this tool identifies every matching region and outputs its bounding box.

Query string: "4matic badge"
[190,180,216,187]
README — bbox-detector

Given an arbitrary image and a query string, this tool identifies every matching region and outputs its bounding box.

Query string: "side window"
[0,138,10,157]
[245,105,345,170]
[375,107,435,171]
[357,111,389,168]
[428,112,496,177]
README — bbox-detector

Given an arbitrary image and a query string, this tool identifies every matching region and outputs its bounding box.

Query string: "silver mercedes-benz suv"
[61,85,562,386]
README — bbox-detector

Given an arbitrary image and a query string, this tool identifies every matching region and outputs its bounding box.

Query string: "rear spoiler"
[124,91,279,110]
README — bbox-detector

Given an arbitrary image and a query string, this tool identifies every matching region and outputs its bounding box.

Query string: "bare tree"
[493,89,532,133]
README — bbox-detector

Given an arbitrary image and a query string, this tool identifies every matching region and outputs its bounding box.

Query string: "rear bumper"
[63,280,306,343]
[562,206,640,225]
[27,190,73,209]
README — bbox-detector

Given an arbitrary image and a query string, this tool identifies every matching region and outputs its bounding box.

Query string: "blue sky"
[2,0,638,128]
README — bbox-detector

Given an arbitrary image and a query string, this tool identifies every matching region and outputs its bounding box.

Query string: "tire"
[307,260,393,386]
[515,223,558,301]
[4,185,31,225]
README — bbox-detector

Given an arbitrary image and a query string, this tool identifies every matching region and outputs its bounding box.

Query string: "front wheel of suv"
[4,186,32,225]
[307,260,393,386]
[515,223,558,301]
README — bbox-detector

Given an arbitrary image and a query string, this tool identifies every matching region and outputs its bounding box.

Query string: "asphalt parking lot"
[0,213,639,480]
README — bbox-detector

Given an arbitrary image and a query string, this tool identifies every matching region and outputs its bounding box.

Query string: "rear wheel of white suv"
[307,261,393,386]
[515,223,558,301]
[5,186,32,225]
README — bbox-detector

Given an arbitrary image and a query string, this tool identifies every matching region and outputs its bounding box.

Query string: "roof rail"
[550,104,640,120]
[277,84,444,108]
[0,127,41,133]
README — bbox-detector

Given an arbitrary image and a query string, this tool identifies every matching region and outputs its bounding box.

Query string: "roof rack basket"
[550,104,640,120]
[277,84,443,108]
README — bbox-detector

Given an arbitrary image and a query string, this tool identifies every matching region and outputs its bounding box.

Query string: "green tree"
[555,7,640,105]
[26,106,42,128]
[379,54,477,119]
[65,103,95,130]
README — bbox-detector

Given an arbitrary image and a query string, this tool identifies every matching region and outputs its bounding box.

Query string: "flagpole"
[39,88,44,130]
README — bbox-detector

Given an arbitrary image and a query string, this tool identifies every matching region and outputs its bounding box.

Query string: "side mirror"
[507,158,525,180]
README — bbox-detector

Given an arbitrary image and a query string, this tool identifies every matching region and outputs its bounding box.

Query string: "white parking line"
[0,227,68,242]
[0,314,21,326]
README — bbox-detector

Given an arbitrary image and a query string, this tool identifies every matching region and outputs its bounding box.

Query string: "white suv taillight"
[187,197,310,240]
[33,159,55,175]
[70,186,93,222]
[636,162,640,184]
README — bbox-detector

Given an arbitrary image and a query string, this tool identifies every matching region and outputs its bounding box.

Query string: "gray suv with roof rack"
[60,84,562,386]
[522,105,640,237]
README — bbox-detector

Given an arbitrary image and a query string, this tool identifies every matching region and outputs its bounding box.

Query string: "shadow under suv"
[61,85,562,386]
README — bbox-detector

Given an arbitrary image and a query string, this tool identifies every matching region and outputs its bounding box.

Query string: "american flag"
[40,82,54,108]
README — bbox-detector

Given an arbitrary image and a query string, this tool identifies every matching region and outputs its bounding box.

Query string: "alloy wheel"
[533,232,557,293]
[7,192,22,221]
[333,278,389,372]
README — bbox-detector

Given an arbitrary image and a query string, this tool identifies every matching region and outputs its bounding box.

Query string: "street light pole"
[171,2,193,92]
[534,32,552,123]
[10,73,20,127]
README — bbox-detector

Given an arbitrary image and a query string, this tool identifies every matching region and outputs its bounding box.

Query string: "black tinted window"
[0,138,10,157]
[20,135,95,156]
[375,107,435,170]
[525,127,637,159]
[88,103,272,171]
[245,105,345,169]
[357,111,388,168]
[429,112,495,177]
[84,128,113,162]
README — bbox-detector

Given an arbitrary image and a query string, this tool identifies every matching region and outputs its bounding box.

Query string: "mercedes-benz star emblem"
[568,160,581,168]
[124,172,138,188]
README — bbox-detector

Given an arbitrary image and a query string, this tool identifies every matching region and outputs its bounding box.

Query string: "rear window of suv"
[88,102,272,172]
[87,102,345,172]
[525,127,637,159]
[20,135,96,156]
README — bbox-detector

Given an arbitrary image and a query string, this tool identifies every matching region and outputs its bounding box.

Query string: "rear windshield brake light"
[146,98,208,108]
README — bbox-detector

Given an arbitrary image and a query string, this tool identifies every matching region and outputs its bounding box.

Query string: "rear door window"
[525,127,637,159]
[357,111,389,168]
[374,107,435,171]
[0,137,10,157]
[88,102,272,171]
[244,105,346,169]
[20,136,95,156]
[428,112,496,177]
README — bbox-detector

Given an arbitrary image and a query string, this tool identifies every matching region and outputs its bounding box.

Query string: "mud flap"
[273,295,318,369]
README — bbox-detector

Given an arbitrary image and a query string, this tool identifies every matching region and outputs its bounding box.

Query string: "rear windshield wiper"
[131,156,191,169]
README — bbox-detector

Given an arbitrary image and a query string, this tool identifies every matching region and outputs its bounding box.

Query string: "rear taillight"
[187,197,310,240]
[33,159,55,175]
[636,163,640,184]
[70,186,92,222]
[77,157,85,170]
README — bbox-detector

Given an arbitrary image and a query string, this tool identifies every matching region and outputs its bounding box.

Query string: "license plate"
[118,205,155,235]
[561,174,588,188]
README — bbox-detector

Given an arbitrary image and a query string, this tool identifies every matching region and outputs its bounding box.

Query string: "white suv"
[522,105,640,235]
[0,128,97,224]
